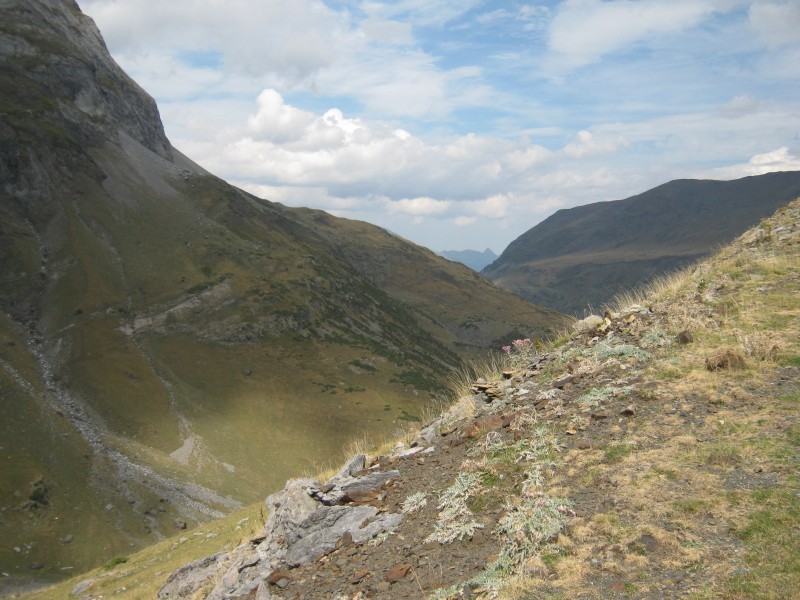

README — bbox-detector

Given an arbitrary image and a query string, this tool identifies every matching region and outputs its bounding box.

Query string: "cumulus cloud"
[80,1,800,252]
[563,130,630,158]
[387,197,452,216]
[83,0,499,120]
[706,147,800,178]
[247,90,316,143]
[171,85,800,251]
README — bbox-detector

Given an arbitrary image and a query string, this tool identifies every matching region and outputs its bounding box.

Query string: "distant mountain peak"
[438,248,498,271]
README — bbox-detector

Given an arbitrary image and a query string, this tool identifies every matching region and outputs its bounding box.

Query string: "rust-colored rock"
[465,414,504,437]
[341,489,381,505]
[502,411,522,428]
[267,569,294,585]
[335,531,353,549]
[385,562,412,583]
[351,567,369,584]
[552,374,576,389]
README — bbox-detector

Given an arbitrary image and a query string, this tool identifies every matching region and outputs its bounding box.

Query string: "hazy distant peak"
[438,248,498,271]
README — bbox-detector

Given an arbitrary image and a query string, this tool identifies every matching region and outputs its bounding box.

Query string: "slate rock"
[284,505,404,567]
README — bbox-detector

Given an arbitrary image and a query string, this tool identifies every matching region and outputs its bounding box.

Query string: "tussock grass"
[451,353,506,387]
[28,503,265,600]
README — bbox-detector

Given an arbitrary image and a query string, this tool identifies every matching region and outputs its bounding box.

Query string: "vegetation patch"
[426,472,485,544]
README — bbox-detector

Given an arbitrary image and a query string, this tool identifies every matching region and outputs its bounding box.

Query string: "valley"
[0,0,564,588]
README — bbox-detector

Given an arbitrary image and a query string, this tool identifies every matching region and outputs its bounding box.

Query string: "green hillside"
[0,0,565,590]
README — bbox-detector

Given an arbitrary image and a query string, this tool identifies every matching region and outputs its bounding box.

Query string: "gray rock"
[160,469,404,598]
[335,454,367,478]
[285,505,403,567]
[157,552,230,598]
[309,470,399,506]
[412,424,437,447]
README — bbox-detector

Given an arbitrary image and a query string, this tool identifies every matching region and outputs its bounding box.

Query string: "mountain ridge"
[483,171,800,314]
[438,248,498,272]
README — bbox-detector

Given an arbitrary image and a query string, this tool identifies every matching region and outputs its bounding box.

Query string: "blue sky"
[81,0,800,253]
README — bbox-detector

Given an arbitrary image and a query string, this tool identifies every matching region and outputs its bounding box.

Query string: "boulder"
[284,505,403,567]
[158,460,405,599]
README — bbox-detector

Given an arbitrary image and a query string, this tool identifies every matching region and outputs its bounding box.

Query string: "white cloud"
[718,94,761,118]
[361,0,483,27]
[749,1,800,48]
[80,1,800,252]
[387,197,452,216]
[82,0,345,83]
[545,0,725,72]
[247,90,316,143]
[172,86,800,251]
[563,130,630,158]
[466,194,511,219]
[706,147,800,178]
[454,216,477,227]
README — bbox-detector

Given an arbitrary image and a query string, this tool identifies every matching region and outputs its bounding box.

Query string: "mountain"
[482,172,800,315]
[438,248,498,271]
[38,198,800,600]
[0,0,565,588]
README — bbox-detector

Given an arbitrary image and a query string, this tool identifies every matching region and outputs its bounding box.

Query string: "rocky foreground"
[150,201,799,600]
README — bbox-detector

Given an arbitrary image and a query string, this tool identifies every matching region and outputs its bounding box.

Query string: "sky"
[80,0,800,254]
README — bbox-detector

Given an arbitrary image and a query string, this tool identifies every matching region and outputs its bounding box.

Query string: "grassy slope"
[33,199,800,599]
[0,4,568,585]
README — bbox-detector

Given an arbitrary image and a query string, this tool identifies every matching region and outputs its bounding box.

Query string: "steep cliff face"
[0,0,170,159]
[0,0,174,327]
[0,0,565,587]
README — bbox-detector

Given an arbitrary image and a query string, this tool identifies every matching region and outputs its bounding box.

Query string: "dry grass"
[28,503,266,600]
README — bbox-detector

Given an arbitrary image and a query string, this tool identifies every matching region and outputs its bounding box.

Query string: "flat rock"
[385,562,412,583]
[285,505,404,567]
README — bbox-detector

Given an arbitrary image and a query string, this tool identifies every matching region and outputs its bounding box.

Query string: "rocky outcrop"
[0,0,171,161]
[158,458,405,599]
